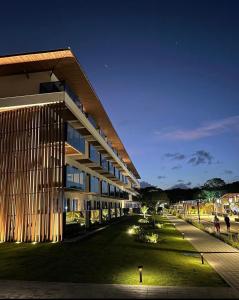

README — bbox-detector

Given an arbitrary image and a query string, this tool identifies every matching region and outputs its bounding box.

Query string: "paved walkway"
[0,280,238,299]
[168,215,239,290]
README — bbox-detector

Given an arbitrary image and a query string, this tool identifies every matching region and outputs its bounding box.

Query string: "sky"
[0,0,239,189]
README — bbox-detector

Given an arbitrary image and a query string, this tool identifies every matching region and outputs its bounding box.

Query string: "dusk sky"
[1,0,239,189]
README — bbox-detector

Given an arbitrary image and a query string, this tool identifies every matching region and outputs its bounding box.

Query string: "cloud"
[157,176,166,180]
[140,181,153,188]
[171,182,192,189]
[164,153,186,160]
[155,115,239,140]
[177,179,184,182]
[188,150,214,166]
[172,165,182,170]
[224,170,233,174]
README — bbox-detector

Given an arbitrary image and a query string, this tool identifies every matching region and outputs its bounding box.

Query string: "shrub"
[156,223,163,229]
[127,225,141,235]
[138,218,149,224]
[145,233,160,244]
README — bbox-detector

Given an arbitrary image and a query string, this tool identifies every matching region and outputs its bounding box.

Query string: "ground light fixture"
[182,232,185,239]
[200,253,204,264]
[138,265,143,283]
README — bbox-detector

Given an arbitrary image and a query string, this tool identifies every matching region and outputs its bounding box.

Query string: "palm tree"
[141,205,149,218]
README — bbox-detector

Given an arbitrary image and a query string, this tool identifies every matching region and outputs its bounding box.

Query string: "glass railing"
[40,80,84,112]
[101,155,109,172]
[89,144,100,165]
[40,82,134,180]
[66,124,85,154]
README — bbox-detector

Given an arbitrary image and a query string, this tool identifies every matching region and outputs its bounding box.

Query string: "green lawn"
[0,215,227,286]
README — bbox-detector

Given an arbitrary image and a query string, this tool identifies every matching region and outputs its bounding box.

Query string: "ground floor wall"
[0,103,65,243]
[64,191,125,229]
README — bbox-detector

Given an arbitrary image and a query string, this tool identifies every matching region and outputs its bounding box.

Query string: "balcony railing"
[39,81,137,183]
[66,124,85,154]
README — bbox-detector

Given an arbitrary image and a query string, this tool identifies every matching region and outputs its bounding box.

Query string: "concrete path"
[168,215,239,291]
[0,280,238,299]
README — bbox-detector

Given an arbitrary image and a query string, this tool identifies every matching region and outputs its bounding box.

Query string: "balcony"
[39,81,139,186]
[66,123,85,152]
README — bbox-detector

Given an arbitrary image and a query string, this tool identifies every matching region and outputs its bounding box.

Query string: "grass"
[0,215,227,286]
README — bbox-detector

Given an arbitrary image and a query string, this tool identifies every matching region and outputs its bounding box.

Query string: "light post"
[197,200,201,223]
[138,266,143,283]
[200,253,204,264]
[182,232,185,239]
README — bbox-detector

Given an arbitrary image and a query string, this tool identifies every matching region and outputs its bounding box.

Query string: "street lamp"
[197,200,201,223]
[200,253,204,264]
[138,265,143,283]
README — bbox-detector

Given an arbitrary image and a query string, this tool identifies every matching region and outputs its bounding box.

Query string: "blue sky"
[0,0,239,189]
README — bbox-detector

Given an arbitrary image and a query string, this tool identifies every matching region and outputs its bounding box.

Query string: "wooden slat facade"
[0,103,65,242]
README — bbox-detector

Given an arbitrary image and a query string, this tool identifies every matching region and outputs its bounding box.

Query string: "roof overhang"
[0,48,140,179]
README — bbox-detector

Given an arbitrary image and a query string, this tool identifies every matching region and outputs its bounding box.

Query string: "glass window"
[101,155,108,171]
[67,124,85,154]
[89,144,100,164]
[109,185,115,197]
[101,180,109,196]
[115,168,119,179]
[90,175,99,193]
[109,161,115,175]
[66,165,85,191]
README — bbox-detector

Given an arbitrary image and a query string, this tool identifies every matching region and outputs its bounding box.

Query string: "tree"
[141,205,149,218]
[203,178,226,190]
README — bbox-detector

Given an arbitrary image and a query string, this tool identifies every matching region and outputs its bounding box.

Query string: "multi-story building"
[0,48,140,243]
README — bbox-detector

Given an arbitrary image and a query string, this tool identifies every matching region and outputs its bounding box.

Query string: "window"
[115,168,120,179]
[90,175,99,193]
[66,165,85,191]
[109,161,115,175]
[101,155,108,171]
[67,124,85,154]
[89,144,100,164]
[109,185,115,197]
[115,187,120,198]
[101,180,109,196]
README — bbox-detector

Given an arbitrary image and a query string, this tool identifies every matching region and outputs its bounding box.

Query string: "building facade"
[0,49,140,242]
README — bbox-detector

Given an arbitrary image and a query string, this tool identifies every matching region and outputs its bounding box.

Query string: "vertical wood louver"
[0,103,65,242]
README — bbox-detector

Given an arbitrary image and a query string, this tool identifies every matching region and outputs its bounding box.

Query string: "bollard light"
[200,253,204,264]
[138,265,143,283]
[182,232,185,239]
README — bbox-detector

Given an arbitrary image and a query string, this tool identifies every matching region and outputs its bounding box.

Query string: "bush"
[138,218,149,224]
[127,225,141,235]
[134,228,160,244]
[145,233,160,243]
[156,223,163,229]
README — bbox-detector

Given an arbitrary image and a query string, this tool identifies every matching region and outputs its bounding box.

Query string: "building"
[0,48,140,243]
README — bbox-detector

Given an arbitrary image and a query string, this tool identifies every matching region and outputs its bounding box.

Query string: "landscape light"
[138,265,143,283]
[182,232,185,239]
[200,253,204,264]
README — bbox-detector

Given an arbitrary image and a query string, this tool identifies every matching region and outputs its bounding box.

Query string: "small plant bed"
[185,218,239,250]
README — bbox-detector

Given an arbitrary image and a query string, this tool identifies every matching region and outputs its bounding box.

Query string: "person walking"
[224,214,231,233]
[214,215,220,233]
